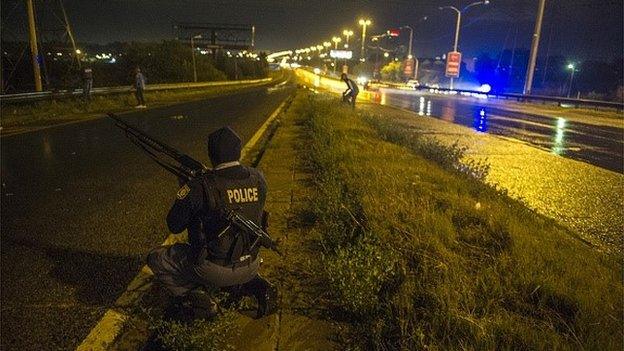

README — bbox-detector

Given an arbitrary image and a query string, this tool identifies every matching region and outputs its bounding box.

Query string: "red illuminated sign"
[388,29,400,37]
[445,51,461,78]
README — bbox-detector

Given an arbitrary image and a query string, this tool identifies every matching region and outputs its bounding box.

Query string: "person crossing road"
[341,73,359,108]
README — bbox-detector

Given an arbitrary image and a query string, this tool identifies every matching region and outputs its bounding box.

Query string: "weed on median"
[298,92,622,350]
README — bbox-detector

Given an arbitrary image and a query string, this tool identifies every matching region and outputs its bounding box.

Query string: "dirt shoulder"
[227,90,339,350]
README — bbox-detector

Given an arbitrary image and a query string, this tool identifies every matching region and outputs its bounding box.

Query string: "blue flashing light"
[474,108,488,132]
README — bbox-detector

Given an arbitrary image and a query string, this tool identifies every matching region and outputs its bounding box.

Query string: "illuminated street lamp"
[358,18,372,61]
[342,29,354,48]
[566,63,577,98]
[332,36,342,49]
[439,1,489,89]
[323,41,331,48]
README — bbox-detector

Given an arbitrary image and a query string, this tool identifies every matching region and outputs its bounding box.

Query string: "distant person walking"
[82,67,93,101]
[134,67,147,108]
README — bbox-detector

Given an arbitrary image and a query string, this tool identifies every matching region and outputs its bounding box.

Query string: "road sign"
[330,50,353,59]
[445,51,461,78]
[403,58,414,77]
[174,23,255,50]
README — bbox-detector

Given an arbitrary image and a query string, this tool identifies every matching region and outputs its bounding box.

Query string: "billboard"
[330,50,353,59]
[445,51,461,78]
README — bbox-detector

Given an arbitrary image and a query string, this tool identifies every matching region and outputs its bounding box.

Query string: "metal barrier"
[370,82,624,110]
[0,78,273,104]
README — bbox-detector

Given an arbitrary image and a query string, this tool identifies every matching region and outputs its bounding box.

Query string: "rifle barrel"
[107,113,205,173]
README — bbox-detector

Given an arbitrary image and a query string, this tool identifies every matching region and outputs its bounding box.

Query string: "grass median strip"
[297,92,622,349]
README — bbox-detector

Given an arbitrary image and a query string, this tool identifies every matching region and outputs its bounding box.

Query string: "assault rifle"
[108,113,281,255]
[226,210,282,256]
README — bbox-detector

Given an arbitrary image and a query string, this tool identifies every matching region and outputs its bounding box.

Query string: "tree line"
[1,40,269,93]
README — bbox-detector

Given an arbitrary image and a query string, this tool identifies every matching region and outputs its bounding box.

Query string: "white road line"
[76,97,290,351]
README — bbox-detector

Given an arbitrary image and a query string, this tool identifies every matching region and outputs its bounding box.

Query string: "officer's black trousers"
[147,243,260,297]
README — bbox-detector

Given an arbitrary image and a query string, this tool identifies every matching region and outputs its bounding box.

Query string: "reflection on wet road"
[378,90,624,173]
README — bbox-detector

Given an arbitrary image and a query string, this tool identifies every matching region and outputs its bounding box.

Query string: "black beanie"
[207,126,242,166]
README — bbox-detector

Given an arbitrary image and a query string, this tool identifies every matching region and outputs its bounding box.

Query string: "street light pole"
[440,1,489,89]
[343,30,353,48]
[401,25,414,58]
[332,36,342,73]
[566,64,576,98]
[342,30,353,69]
[401,17,427,80]
[359,19,371,61]
[402,25,415,79]
[523,0,546,95]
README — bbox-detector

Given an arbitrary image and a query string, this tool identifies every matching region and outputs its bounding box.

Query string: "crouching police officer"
[147,126,277,321]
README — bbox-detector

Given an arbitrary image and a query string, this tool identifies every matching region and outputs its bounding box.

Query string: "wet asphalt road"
[0,84,293,350]
[378,90,624,173]
[362,91,623,251]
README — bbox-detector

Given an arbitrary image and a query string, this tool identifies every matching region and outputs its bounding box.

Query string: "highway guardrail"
[0,77,273,104]
[299,67,623,111]
[369,81,624,111]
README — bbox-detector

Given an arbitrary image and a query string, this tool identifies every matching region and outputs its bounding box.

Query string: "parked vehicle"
[406,79,420,89]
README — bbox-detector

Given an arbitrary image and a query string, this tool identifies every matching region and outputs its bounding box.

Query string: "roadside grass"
[137,305,239,351]
[1,80,273,129]
[300,92,623,349]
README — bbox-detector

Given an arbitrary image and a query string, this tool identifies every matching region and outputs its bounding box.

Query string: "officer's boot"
[240,275,278,318]
[220,284,245,309]
[164,289,219,323]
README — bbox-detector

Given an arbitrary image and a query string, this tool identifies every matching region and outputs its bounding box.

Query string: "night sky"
[2,0,623,61]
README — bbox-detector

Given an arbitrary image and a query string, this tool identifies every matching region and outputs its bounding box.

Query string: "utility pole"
[191,35,201,82]
[523,0,546,95]
[26,0,43,92]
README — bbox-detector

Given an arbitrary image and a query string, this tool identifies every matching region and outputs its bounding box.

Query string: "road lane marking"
[76,96,291,351]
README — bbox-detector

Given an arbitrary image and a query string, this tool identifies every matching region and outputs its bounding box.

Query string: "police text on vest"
[227,188,259,203]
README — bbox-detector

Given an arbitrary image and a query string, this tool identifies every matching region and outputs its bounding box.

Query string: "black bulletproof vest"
[201,167,266,261]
